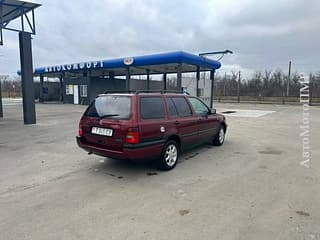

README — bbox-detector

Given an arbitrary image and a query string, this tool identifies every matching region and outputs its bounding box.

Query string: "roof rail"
[102,89,184,94]
[103,90,136,94]
[135,90,183,94]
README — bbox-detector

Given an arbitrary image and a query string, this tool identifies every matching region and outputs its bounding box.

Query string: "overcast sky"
[1,0,319,78]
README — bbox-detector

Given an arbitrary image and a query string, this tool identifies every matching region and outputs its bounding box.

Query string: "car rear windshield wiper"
[99,114,120,119]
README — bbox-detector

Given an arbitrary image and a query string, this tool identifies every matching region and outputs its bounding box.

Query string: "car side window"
[171,97,192,117]
[140,97,165,119]
[166,97,178,117]
[188,97,210,115]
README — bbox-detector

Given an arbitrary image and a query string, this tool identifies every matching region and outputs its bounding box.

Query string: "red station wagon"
[76,91,227,170]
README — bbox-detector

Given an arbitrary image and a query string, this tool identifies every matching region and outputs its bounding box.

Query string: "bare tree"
[0,75,22,98]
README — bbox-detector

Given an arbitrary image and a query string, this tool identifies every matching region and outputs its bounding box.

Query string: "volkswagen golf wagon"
[76,91,227,170]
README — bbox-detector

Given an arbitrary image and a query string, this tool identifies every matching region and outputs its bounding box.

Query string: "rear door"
[166,96,199,149]
[138,96,167,146]
[81,95,132,151]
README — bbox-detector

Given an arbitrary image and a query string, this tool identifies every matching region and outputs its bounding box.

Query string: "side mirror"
[210,108,216,114]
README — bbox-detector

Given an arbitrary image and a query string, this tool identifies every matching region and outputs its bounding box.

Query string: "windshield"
[84,95,131,119]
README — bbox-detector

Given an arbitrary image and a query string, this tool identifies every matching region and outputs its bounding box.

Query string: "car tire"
[212,125,225,146]
[158,140,179,170]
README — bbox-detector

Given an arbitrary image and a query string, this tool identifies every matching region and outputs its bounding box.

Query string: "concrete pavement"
[0,101,319,240]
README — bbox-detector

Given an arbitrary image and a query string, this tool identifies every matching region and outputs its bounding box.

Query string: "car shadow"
[88,143,222,180]
[89,157,161,181]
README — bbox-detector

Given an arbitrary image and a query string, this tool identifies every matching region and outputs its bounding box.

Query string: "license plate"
[91,127,113,136]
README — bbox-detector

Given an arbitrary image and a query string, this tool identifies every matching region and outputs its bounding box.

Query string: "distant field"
[1,91,21,98]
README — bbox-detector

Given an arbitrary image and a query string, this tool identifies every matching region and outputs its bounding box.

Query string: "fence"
[213,71,320,105]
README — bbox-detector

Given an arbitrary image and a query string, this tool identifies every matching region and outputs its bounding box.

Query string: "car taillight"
[79,123,83,136]
[126,127,140,144]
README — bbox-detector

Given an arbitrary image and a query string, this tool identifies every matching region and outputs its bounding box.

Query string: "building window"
[80,85,88,97]
[66,85,73,95]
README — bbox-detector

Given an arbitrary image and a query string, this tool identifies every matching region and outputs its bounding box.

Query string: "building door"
[73,85,79,104]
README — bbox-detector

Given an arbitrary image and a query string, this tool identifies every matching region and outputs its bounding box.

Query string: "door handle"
[174,121,180,125]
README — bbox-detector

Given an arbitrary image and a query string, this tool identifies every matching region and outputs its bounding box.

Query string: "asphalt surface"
[0,100,319,240]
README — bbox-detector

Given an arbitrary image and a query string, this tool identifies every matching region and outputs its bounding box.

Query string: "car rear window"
[140,97,165,119]
[84,95,131,119]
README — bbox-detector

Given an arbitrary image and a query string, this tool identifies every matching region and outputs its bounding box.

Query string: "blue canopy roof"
[27,51,221,77]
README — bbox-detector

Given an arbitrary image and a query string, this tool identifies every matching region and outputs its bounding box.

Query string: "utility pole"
[196,66,200,97]
[287,61,291,97]
[0,80,3,118]
[210,70,215,109]
[309,73,313,106]
[237,71,241,103]
[224,72,226,96]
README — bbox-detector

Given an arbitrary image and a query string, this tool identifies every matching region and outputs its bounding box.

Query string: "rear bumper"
[76,136,164,160]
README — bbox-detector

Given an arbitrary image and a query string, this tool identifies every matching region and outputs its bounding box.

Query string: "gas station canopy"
[1,0,41,124]
[0,0,41,45]
[29,51,222,78]
[0,0,40,25]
